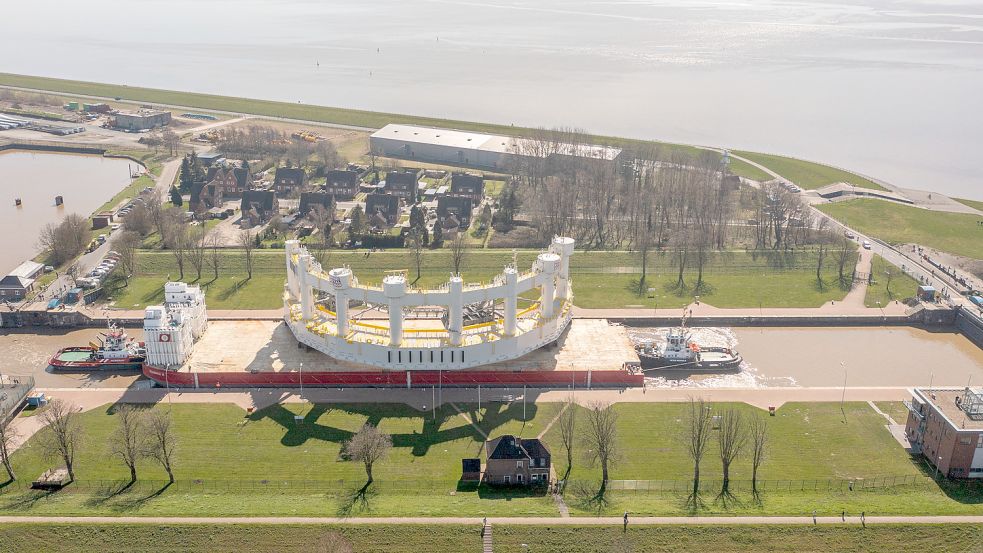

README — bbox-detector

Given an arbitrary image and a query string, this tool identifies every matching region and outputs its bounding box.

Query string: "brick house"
[240,190,279,227]
[905,387,983,479]
[484,435,551,486]
[274,167,307,195]
[384,169,421,204]
[325,169,360,200]
[364,193,400,228]
[0,261,44,301]
[190,181,223,211]
[207,163,252,199]
[437,195,474,231]
[299,191,336,220]
[450,173,484,202]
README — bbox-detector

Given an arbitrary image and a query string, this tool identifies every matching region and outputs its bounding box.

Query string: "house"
[274,167,307,195]
[484,435,551,486]
[325,169,360,200]
[905,387,983,479]
[437,195,474,231]
[113,109,172,131]
[364,193,400,228]
[384,169,421,204]
[450,173,484,202]
[206,163,252,199]
[190,180,224,211]
[0,261,45,301]
[461,458,481,482]
[299,192,336,220]
[240,190,279,227]
[91,212,115,230]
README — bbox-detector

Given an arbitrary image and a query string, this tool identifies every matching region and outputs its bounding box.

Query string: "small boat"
[49,322,146,371]
[635,317,742,373]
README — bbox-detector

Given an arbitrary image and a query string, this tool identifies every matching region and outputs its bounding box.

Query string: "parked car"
[862,240,872,250]
[844,231,856,239]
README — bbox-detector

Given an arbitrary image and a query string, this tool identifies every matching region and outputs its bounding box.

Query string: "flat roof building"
[905,387,983,479]
[114,110,172,131]
[370,124,622,171]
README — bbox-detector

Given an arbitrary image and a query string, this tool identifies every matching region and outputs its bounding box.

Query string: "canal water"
[630,326,983,388]
[0,151,134,275]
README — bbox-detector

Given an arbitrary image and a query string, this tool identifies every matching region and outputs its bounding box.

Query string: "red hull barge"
[143,364,643,389]
[50,347,145,371]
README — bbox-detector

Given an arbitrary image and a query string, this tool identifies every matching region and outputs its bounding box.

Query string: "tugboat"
[635,317,742,372]
[49,322,146,371]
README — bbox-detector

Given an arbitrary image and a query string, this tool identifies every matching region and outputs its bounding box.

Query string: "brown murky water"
[0,151,134,275]
[0,327,145,388]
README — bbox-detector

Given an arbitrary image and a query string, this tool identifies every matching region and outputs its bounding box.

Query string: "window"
[516,461,524,469]
[504,475,510,484]
[960,435,973,445]
[540,457,546,467]
[978,435,983,448]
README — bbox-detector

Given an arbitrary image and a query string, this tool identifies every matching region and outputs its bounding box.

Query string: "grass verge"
[817,199,983,260]
[733,151,885,191]
[864,255,920,308]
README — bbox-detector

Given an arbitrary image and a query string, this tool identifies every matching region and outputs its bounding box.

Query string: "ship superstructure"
[143,282,208,368]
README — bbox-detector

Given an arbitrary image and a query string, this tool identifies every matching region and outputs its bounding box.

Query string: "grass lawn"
[2,402,559,517]
[955,197,983,212]
[734,151,885,191]
[0,72,708,162]
[1,524,980,553]
[864,255,920,308]
[494,525,983,553]
[94,174,154,214]
[727,157,772,181]
[817,199,983,260]
[874,402,911,425]
[113,248,856,309]
[0,524,481,553]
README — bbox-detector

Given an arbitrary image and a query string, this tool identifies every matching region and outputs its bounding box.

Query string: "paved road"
[0,515,980,525]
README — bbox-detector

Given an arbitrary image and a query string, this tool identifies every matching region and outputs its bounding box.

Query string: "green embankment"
[5,401,982,518]
[108,249,856,310]
[955,197,983,212]
[726,156,772,181]
[817,199,983,260]
[864,255,920,308]
[1,524,981,553]
[733,151,885,191]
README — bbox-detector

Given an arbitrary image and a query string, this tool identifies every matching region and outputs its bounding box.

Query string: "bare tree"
[65,262,81,288]
[407,229,425,284]
[557,395,577,481]
[716,408,747,495]
[833,235,855,286]
[109,404,145,483]
[36,213,90,266]
[114,231,142,286]
[684,398,713,499]
[145,410,177,484]
[205,233,223,282]
[38,399,84,482]
[748,415,768,495]
[238,229,256,279]
[449,231,469,275]
[342,423,392,484]
[814,224,832,290]
[0,416,18,481]
[145,193,165,239]
[163,213,189,279]
[123,203,153,236]
[187,225,208,280]
[884,266,895,299]
[582,401,619,490]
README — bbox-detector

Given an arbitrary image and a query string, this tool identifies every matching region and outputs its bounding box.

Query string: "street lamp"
[840,361,848,419]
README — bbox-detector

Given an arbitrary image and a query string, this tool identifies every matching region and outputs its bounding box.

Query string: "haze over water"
[2,0,981,198]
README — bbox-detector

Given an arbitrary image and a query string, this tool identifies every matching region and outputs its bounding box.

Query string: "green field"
[5,401,982,518]
[733,151,885,191]
[817,199,983,260]
[864,255,920,308]
[955,197,983,212]
[727,156,773,181]
[873,402,911,425]
[1,524,981,553]
[111,248,856,310]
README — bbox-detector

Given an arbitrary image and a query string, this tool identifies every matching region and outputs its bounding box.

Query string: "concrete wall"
[955,308,983,349]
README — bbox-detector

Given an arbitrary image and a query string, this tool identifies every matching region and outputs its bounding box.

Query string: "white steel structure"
[284,237,576,370]
[143,282,208,367]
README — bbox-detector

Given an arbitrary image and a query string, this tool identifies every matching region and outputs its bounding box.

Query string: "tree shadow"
[714,488,744,509]
[82,480,136,507]
[568,480,610,515]
[336,481,376,517]
[684,491,706,514]
[1,487,60,510]
[106,481,174,512]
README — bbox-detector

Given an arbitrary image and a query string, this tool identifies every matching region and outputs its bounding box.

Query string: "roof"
[7,261,43,279]
[0,275,33,290]
[241,190,276,211]
[371,124,622,161]
[274,167,306,184]
[386,170,419,189]
[326,169,359,186]
[462,458,481,473]
[365,193,399,215]
[486,435,550,460]
[299,192,334,215]
[913,387,983,431]
[438,195,474,216]
[451,173,484,194]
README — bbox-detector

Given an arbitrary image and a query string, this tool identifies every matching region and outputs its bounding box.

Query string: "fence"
[0,474,934,497]
[0,374,34,424]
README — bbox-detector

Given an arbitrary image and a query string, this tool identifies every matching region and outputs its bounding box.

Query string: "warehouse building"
[369,124,622,170]
[905,387,983,479]
[113,110,172,131]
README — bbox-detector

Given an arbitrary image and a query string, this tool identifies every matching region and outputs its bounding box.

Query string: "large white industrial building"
[369,124,622,170]
[283,237,577,370]
[143,282,208,368]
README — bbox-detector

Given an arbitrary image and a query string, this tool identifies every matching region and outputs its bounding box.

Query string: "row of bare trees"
[14,400,178,485]
[685,398,768,500]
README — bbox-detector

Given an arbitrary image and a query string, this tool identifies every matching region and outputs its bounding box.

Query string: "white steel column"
[448,276,464,346]
[552,236,575,300]
[504,268,518,336]
[384,275,406,347]
[538,253,559,319]
[285,240,300,298]
[329,267,353,338]
[299,252,314,320]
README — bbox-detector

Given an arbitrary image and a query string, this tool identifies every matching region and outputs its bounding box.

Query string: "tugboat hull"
[49,347,145,371]
[637,348,743,373]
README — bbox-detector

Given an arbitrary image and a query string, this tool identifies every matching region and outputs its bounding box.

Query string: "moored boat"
[635,326,742,373]
[49,323,145,371]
